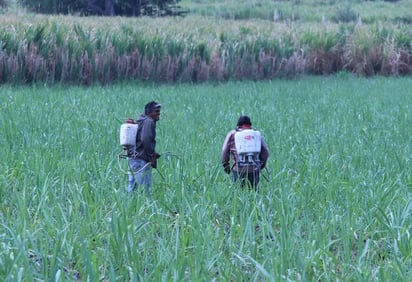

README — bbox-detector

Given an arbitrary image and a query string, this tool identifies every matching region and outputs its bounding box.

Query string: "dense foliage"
[182,0,411,23]
[0,15,410,85]
[19,0,187,16]
[0,0,410,85]
[1,77,412,280]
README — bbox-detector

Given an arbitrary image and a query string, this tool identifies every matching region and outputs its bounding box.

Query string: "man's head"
[145,101,161,121]
[237,115,252,127]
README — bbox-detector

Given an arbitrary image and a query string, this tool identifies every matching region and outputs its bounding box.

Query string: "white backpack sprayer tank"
[234,129,261,164]
[120,121,138,155]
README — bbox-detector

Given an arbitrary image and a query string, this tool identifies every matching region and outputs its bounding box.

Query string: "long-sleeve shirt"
[134,114,157,162]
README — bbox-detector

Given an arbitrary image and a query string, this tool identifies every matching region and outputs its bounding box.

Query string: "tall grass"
[0,12,411,85]
[181,0,412,24]
[1,75,412,280]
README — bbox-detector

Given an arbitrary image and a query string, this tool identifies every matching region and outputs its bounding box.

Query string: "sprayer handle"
[125,118,135,124]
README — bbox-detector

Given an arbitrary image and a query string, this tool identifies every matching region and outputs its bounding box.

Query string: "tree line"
[12,0,188,17]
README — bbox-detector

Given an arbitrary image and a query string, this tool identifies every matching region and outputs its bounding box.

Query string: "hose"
[117,153,151,175]
[117,151,180,176]
[262,167,271,183]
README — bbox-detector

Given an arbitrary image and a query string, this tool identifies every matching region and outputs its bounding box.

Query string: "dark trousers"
[232,169,260,190]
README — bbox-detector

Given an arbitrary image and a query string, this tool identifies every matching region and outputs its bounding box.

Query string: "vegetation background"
[0,0,411,84]
[1,0,412,281]
[2,76,412,281]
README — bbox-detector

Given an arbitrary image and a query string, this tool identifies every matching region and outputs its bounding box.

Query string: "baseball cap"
[145,101,162,114]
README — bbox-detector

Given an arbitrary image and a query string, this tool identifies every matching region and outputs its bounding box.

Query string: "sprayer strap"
[126,149,140,159]
[237,162,259,167]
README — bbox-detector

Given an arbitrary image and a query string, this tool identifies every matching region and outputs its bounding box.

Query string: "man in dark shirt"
[128,101,161,197]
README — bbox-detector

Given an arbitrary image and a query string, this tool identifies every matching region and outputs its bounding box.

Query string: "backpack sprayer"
[234,129,270,182]
[118,119,141,174]
[234,129,261,165]
[119,118,138,156]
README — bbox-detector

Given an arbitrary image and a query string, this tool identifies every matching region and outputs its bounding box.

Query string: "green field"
[1,75,412,280]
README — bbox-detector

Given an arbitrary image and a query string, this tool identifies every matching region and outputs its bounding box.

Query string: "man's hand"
[151,153,161,168]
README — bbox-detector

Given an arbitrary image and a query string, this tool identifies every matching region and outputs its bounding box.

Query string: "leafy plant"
[2,77,412,280]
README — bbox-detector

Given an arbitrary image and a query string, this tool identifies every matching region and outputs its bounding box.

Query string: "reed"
[0,6,411,84]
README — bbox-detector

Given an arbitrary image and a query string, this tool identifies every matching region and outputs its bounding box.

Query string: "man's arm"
[141,119,156,156]
[221,131,234,173]
[260,137,269,169]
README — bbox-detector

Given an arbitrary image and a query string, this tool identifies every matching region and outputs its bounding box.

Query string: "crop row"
[0,15,411,84]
